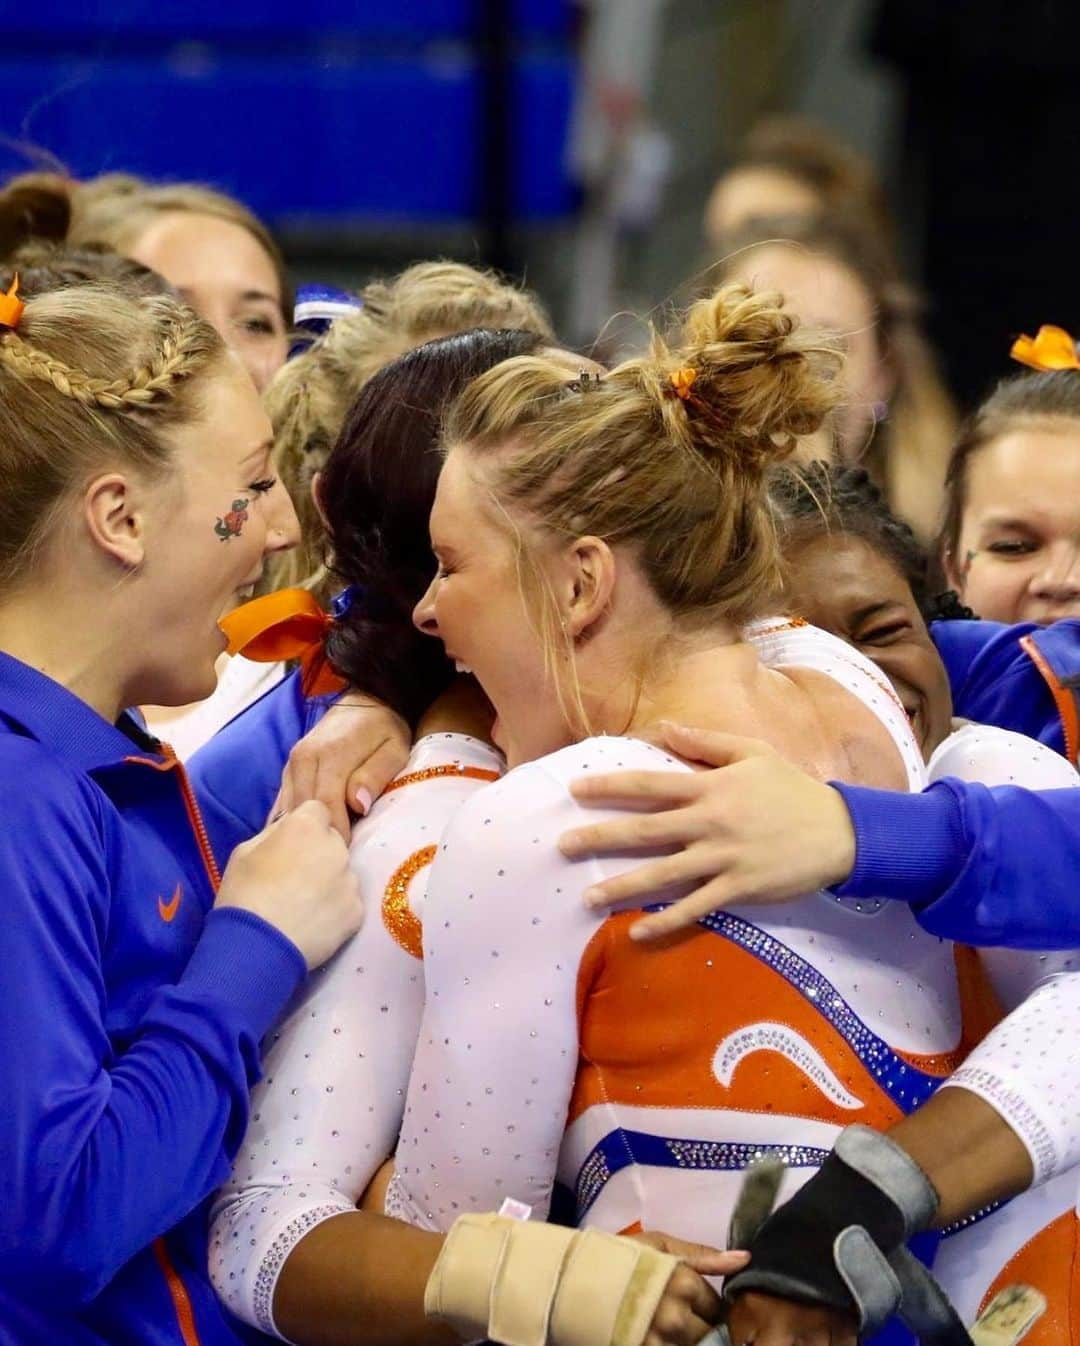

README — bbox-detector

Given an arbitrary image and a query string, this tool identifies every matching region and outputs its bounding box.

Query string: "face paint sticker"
[214,497,250,542]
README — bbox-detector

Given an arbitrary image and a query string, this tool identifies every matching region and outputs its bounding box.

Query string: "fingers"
[726,1292,856,1346]
[632,1233,748,1278]
[565,807,707,859]
[287,798,334,830]
[679,1267,724,1323]
[658,724,774,768]
[627,879,745,941]
[687,1249,750,1278]
[647,1266,723,1346]
[583,848,724,908]
[570,771,703,810]
[346,736,410,814]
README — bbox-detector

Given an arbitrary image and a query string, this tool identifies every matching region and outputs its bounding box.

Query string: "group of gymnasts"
[0,136,1077,1346]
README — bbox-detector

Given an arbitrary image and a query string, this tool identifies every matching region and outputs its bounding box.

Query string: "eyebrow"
[241,440,274,465]
[176,285,279,308]
[849,600,903,625]
[977,515,1040,531]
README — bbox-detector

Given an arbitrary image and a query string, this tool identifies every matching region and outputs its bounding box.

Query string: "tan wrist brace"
[424,1214,681,1346]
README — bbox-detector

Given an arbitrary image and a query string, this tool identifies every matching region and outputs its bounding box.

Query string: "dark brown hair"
[939,368,1080,564]
[319,326,546,725]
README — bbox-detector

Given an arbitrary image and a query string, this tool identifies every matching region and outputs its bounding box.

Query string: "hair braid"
[0,308,207,411]
[0,283,224,590]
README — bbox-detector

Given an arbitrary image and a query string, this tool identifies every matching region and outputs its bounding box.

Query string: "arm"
[0,757,308,1306]
[388,758,607,1228]
[210,733,504,1338]
[561,725,1080,948]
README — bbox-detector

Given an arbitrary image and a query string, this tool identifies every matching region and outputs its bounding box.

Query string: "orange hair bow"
[0,274,25,329]
[1010,325,1080,372]
[668,366,698,401]
[219,588,346,697]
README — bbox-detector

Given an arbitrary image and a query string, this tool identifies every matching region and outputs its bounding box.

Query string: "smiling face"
[784,534,953,758]
[130,211,288,392]
[413,447,573,765]
[947,421,1080,625]
[136,356,299,706]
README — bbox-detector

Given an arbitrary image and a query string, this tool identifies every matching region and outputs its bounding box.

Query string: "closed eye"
[986,538,1039,557]
[859,621,911,645]
[248,476,278,494]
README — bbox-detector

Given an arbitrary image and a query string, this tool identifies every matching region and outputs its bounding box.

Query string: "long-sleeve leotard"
[209,733,503,1338]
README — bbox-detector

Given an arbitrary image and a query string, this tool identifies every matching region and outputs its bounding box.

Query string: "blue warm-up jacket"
[0,652,305,1346]
[833,618,1079,947]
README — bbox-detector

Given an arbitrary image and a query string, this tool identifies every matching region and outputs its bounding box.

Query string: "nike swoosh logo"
[158,884,182,923]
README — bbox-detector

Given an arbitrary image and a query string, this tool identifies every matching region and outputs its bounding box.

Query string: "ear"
[941,543,963,595]
[310,471,330,529]
[559,536,616,641]
[82,472,147,571]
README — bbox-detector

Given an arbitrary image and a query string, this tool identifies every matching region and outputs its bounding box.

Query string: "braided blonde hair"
[261,260,554,601]
[0,283,224,588]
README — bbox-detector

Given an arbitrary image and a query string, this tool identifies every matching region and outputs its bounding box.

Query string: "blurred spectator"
[3,171,291,391]
[704,116,894,249]
[716,213,956,542]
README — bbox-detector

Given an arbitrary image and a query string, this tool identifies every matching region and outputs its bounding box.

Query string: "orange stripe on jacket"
[153,1238,202,1346]
[1021,634,1080,766]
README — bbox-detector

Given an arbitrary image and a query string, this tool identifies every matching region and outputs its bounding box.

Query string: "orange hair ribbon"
[0,274,25,329]
[219,588,346,697]
[1010,325,1080,372]
[668,366,698,401]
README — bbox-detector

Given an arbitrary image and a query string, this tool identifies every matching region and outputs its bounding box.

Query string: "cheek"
[961,557,1030,621]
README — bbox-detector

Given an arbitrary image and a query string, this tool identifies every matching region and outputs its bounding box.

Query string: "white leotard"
[208,733,503,1337]
[926,722,1080,1339]
[387,622,959,1245]
[387,635,1080,1346]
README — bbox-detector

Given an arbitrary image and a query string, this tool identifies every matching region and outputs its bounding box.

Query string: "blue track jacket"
[833,618,1080,947]
[0,652,306,1346]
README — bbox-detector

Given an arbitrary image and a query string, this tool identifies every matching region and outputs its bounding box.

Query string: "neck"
[0,582,134,723]
[579,621,760,743]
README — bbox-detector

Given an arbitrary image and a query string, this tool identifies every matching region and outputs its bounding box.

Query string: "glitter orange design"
[383,764,501,795]
[382,845,436,959]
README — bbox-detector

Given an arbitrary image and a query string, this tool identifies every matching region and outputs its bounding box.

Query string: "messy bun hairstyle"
[445,282,841,628]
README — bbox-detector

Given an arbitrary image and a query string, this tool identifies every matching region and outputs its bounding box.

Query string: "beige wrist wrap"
[424,1214,681,1346]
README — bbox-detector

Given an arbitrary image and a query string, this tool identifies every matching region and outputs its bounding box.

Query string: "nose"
[263,479,302,554]
[413,576,440,636]
[1030,542,1080,605]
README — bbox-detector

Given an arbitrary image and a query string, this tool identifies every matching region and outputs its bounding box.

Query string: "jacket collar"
[0,650,164,774]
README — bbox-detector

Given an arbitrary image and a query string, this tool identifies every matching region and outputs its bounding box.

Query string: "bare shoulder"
[783,666,912,790]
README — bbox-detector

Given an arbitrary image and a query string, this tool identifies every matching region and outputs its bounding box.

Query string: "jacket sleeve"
[831,776,1080,949]
[0,748,306,1307]
[933,618,1066,753]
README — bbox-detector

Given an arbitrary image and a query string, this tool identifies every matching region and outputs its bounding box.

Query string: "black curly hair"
[770,461,974,622]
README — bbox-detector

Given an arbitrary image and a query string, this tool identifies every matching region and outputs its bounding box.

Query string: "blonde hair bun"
[661,282,841,470]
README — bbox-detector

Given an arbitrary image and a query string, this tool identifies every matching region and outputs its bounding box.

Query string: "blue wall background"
[0,2,577,227]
